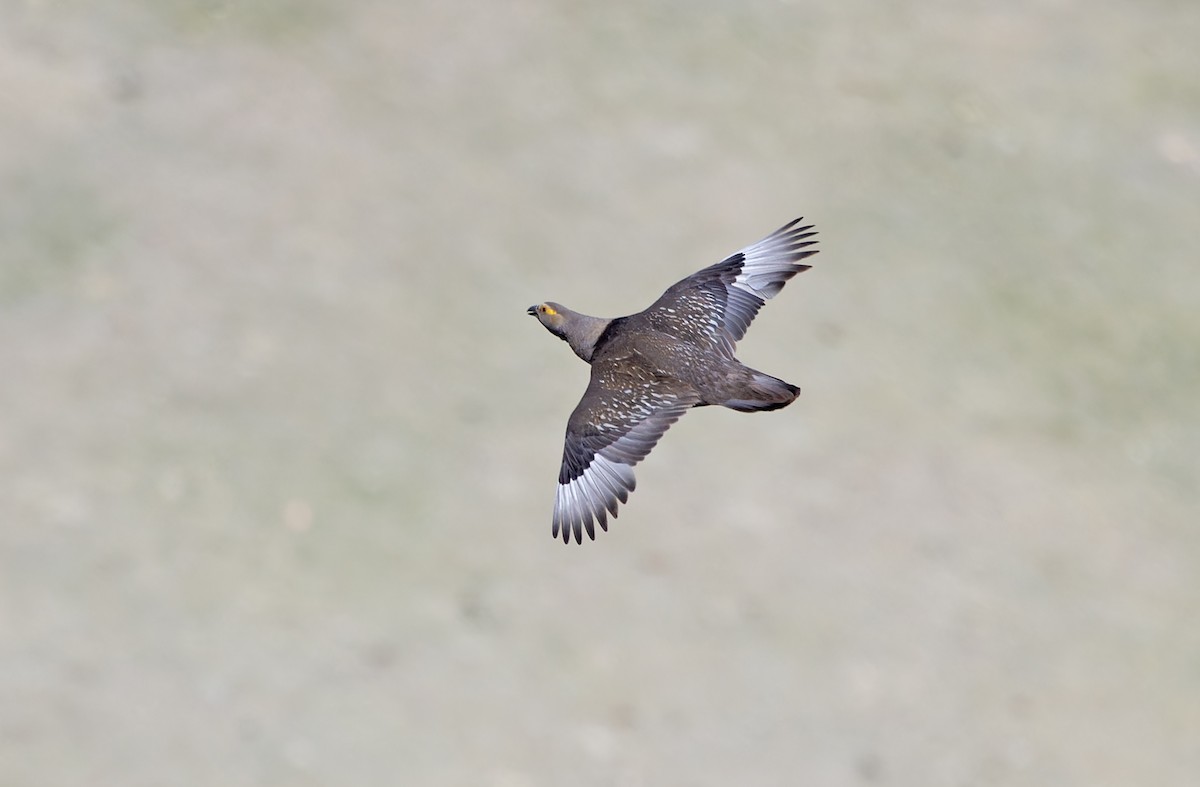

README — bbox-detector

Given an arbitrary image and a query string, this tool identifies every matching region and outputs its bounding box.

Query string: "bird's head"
[527,301,611,362]
[527,302,569,337]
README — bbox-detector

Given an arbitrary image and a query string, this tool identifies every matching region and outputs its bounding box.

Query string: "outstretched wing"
[644,218,818,354]
[554,354,699,544]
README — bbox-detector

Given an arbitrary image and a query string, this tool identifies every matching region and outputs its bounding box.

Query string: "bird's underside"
[529,217,818,543]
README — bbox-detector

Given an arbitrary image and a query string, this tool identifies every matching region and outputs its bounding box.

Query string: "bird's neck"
[563,313,614,363]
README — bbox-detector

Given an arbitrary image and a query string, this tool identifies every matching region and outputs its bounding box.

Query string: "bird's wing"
[554,354,699,544]
[644,218,818,354]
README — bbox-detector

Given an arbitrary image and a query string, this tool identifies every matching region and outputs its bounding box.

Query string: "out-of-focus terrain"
[1,1,1197,785]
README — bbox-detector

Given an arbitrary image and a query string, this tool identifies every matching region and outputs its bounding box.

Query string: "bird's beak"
[526,305,539,316]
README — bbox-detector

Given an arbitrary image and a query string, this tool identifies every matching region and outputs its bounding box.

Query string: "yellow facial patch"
[542,305,557,316]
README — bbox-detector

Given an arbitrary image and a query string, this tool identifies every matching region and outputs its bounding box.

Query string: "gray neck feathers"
[561,311,613,363]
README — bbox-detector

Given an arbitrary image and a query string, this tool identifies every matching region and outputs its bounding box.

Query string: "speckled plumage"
[529,217,819,543]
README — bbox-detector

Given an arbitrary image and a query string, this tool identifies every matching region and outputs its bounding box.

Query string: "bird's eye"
[543,305,557,316]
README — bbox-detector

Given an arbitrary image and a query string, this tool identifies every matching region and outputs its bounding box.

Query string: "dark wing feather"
[643,217,818,354]
[554,354,698,544]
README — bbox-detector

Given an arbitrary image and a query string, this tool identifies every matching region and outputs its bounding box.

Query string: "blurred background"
[1,0,1197,785]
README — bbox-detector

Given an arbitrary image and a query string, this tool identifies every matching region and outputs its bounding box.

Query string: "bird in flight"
[528,217,818,543]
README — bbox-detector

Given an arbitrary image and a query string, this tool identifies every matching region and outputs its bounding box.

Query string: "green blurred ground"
[1,1,1197,785]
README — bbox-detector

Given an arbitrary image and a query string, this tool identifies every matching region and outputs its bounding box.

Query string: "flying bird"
[528,217,818,543]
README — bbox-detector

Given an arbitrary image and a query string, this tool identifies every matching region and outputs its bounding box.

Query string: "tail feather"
[721,370,801,412]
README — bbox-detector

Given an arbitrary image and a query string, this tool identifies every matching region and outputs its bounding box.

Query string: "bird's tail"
[720,368,801,412]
